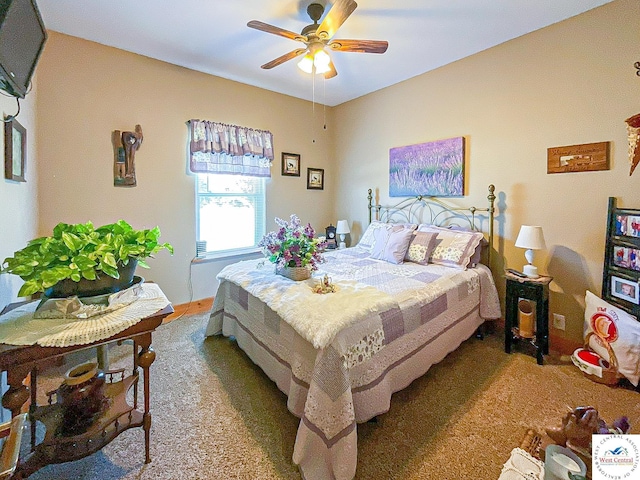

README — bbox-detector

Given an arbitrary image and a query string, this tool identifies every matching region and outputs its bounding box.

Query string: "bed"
[205,185,501,480]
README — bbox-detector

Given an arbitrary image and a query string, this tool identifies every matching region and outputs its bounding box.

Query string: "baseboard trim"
[165,297,213,322]
[549,333,582,356]
[494,318,582,357]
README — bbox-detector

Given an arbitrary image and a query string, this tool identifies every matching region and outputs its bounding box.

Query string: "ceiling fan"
[247,0,388,79]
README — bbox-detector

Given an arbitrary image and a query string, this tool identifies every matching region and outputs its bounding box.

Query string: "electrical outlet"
[553,313,566,331]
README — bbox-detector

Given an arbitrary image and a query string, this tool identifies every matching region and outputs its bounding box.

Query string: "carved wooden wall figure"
[113,124,143,187]
[626,113,640,176]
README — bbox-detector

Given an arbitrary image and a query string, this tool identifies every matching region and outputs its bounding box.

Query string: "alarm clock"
[325,224,337,249]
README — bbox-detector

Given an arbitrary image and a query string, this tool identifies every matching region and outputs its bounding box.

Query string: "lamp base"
[338,242,346,249]
[522,264,539,278]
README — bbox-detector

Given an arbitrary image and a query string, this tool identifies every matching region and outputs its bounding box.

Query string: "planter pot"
[276,265,311,281]
[44,259,138,298]
[56,361,108,436]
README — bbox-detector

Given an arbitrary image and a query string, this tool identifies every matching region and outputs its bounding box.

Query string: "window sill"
[191,248,262,264]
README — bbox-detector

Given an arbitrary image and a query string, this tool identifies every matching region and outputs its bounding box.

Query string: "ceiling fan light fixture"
[250,0,386,77]
[297,48,331,75]
[313,49,331,71]
[297,53,315,73]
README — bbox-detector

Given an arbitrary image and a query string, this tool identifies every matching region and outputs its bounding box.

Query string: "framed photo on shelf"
[603,196,640,317]
[307,168,324,190]
[610,275,640,305]
[612,244,640,272]
[614,213,640,238]
[4,117,26,182]
[281,152,300,177]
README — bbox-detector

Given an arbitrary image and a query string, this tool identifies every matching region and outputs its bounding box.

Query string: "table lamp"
[515,225,546,278]
[336,220,350,249]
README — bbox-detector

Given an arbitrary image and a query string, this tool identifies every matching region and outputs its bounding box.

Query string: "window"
[196,174,266,257]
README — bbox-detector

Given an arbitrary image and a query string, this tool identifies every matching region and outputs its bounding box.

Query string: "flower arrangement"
[258,215,325,271]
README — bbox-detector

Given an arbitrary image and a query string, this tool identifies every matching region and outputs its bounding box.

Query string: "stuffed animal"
[545,406,630,452]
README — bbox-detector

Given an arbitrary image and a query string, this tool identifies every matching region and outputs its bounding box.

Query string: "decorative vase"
[276,265,311,281]
[56,361,108,436]
[44,259,138,298]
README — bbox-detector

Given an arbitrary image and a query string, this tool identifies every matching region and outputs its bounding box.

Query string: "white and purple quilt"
[206,246,501,480]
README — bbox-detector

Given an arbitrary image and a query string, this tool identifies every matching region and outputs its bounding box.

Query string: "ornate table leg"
[2,367,31,418]
[135,332,156,464]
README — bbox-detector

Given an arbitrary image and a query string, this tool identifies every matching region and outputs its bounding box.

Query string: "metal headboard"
[367,184,496,266]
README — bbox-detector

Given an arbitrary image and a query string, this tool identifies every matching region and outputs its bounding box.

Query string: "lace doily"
[498,448,545,480]
[0,283,170,348]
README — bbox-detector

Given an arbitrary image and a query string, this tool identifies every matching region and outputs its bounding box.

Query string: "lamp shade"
[336,220,350,235]
[515,226,546,250]
[297,47,331,74]
[297,53,314,74]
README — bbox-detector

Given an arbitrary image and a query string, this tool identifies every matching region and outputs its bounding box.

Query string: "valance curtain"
[188,119,274,177]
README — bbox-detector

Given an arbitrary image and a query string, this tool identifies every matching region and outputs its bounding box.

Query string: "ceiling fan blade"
[328,39,388,54]
[316,0,358,40]
[247,20,306,43]
[260,48,307,69]
[324,61,338,79]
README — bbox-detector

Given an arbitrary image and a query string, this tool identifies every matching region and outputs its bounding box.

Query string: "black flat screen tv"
[0,0,46,99]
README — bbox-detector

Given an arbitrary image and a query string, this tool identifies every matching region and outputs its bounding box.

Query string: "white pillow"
[358,221,416,252]
[584,290,640,386]
[358,221,387,251]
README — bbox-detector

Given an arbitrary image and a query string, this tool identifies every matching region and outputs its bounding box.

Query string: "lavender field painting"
[389,137,465,197]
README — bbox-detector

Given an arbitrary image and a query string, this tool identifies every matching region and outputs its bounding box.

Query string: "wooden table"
[504,273,552,365]
[0,303,173,479]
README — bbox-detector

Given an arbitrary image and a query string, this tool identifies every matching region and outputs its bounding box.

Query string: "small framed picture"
[307,167,324,190]
[611,275,640,304]
[281,152,300,177]
[615,213,640,238]
[4,117,26,182]
[612,244,640,272]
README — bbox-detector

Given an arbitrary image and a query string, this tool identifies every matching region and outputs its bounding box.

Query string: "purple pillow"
[404,231,438,265]
[370,226,414,264]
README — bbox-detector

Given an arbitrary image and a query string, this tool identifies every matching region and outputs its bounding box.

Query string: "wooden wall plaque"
[547,141,609,174]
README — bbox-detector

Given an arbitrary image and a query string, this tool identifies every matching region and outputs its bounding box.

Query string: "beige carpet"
[25,313,640,480]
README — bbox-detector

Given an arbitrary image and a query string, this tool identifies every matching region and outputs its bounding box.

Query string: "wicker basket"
[276,265,311,281]
[578,335,622,386]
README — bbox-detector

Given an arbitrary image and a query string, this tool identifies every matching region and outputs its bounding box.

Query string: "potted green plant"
[1,220,174,298]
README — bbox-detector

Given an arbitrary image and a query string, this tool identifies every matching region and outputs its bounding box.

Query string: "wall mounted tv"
[0,0,47,99]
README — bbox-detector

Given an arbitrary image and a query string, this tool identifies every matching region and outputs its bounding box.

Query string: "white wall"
[0,80,39,310]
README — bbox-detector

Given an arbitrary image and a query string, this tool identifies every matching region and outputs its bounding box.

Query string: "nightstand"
[504,272,553,365]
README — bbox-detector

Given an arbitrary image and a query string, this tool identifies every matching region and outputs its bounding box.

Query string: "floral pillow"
[446,225,489,267]
[370,225,415,264]
[404,231,438,265]
[416,224,484,270]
